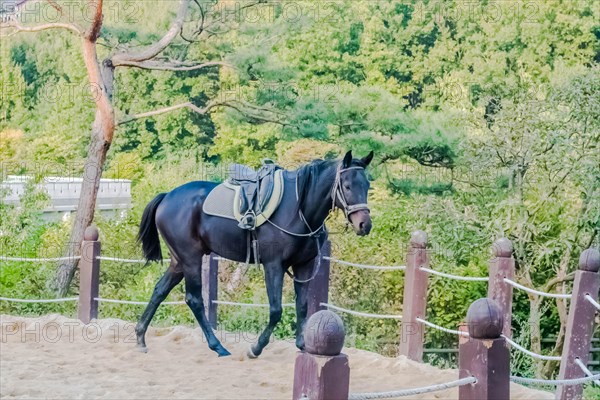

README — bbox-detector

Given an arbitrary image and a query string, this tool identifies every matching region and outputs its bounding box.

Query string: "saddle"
[228,162,281,230]
[203,161,284,231]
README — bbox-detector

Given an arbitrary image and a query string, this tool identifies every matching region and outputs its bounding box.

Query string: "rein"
[284,238,323,283]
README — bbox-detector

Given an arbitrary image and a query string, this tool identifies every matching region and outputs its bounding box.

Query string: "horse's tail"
[138,193,167,262]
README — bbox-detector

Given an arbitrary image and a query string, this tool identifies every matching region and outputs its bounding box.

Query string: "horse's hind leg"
[183,264,231,357]
[135,261,183,352]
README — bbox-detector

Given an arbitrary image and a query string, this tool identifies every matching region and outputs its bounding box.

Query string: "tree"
[1,0,284,294]
[462,68,600,377]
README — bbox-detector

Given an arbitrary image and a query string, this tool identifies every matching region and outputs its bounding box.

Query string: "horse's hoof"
[137,345,148,354]
[218,348,232,357]
[247,346,259,359]
[210,343,231,357]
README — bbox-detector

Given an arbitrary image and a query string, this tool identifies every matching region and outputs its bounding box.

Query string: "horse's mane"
[294,159,335,216]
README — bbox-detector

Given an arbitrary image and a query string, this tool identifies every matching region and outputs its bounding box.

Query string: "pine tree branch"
[111,0,191,66]
[0,20,83,36]
[114,60,232,71]
[118,101,213,125]
[118,100,289,126]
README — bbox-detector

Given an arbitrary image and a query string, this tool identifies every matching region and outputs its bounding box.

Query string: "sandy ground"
[0,315,552,400]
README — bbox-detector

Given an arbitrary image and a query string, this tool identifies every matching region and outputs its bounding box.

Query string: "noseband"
[331,164,370,219]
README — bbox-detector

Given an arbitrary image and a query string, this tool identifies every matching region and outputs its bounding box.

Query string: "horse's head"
[333,150,374,236]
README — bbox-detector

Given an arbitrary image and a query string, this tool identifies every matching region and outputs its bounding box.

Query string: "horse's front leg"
[291,260,313,351]
[248,263,285,358]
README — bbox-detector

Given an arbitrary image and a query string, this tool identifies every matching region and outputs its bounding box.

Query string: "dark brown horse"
[136,151,373,357]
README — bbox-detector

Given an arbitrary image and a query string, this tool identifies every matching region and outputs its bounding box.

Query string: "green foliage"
[0,0,599,384]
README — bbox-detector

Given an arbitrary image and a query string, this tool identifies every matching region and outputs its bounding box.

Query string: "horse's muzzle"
[349,210,372,236]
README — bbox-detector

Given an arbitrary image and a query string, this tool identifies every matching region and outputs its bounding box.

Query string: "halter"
[331,164,370,220]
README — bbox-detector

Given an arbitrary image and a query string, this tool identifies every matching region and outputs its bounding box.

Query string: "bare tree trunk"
[55,119,111,294]
[55,27,115,295]
[529,297,544,376]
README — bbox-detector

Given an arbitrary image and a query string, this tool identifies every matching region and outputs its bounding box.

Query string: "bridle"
[265,161,371,284]
[331,164,370,221]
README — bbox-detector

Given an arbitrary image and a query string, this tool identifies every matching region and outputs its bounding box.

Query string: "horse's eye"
[344,184,351,190]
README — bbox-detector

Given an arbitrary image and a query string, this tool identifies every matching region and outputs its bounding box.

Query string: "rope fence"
[415,317,470,337]
[575,357,600,386]
[213,300,295,308]
[0,255,81,262]
[503,278,572,299]
[0,255,172,264]
[321,302,402,319]
[0,296,78,303]
[348,376,477,400]
[94,297,185,305]
[501,335,562,361]
[3,232,599,400]
[419,267,488,282]
[96,256,172,263]
[509,373,600,386]
[585,294,600,311]
[323,257,406,271]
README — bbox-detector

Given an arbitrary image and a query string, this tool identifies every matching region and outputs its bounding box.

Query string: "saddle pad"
[202,170,284,227]
[202,183,237,220]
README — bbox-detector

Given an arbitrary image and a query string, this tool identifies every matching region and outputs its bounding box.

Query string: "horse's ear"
[361,151,374,167]
[342,151,352,168]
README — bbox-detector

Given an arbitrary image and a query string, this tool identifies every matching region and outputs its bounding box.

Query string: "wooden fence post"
[306,240,331,319]
[556,248,600,400]
[459,298,510,400]
[202,253,219,330]
[78,226,100,324]
[487,238,514,337]
[293,310,349,400]
[399,230,429,362]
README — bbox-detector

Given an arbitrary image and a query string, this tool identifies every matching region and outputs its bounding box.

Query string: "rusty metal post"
[556,248,600,400]
[202,253,219,329]
[399,230,429,362]
[78,226,100,324]
[293,310,349,400]
[487,238,514,337]
[459,298,510,400]
[306,240,331,319]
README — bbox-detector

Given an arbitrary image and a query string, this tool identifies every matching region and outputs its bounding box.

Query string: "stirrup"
[238,211,257,230]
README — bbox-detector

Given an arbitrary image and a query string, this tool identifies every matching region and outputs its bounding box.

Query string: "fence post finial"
[578,248,600,272]
[78,225,100,324]
[556,247,600,400]
[83,226,99,241]
[492,237,512,258]
[487,238,514,337]
[410,230,428,248]
[459,298,509,400]
[400,230,429,361]
[293,310,349,400]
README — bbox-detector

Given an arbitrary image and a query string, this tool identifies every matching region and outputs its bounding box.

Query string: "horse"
[135,150,374,357]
